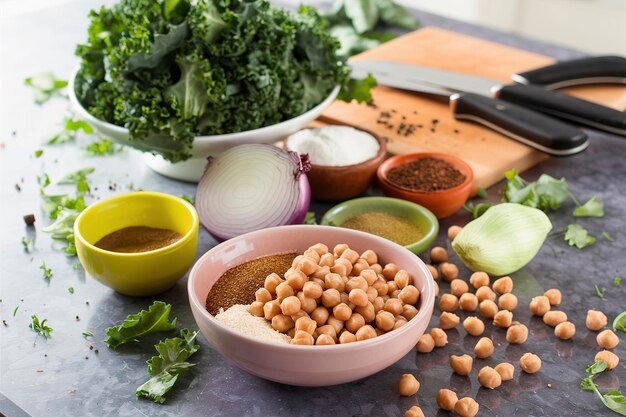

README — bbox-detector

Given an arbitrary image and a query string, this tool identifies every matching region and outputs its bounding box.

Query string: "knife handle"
[513,56,626,88]
[450,93,588,155]
[495,84,626,136]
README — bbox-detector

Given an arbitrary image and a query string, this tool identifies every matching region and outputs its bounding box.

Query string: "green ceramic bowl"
[321,197,439,254]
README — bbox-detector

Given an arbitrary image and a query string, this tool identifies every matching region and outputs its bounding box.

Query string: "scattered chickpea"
[382,263,399,281]
[544,288,561,305]
[401,304,419,321]
[476,286,496,302]
[492,276,513,294]
[498,293,518,311]
[543,310,567,327]
[375,311,395,332]
[315,334,335,345]
[297,292,317,313]
[344,313,365,334]
[395,270,411,289]
[340,248,359,264]
[519,353,541,374]
[450,354,473,376]
[506,323,528,344]
[384,298,404,316]
[272,314,295,332]
[459,293,479,311]
[298,257,318,275]
[454,397,479,417]
[554,321,576,340]
[398,374,420,396]
[399,285,420,305]
[478,299,498,318]
[493,310,513,328]
[332,303,352,321]
[360,249,377,266]
[280,296,301,316]
[321,288,341,308]
[319,253,334,268]
[474,337,494,358]
[311,306,330,327]
[597,329,620,349]
[285,269,306,290]
[356,302,376,323]
[291,330,314,345]
[339,330,356,344]
[404,406,425,417]
[426,264,438,280]
[495,362,515,381]
[439,293,459,312]
[450,279,470,297]
[586,309,608,331]
[355,325,377,341]
[430,246,448,264]
[346,276,368,293]
[302,281,323,299]
[263,299,281,320]
[440,263,459,282]
[440,312,460,329]
[361,269,378,286]
[478,366,502,389]
[463,316,485,336]
[416,333,435,353]
[317,324,337,341]
[595,350,619,369]
[275,282,294,302]
[295,316,317,335]
[348,288,369,307]
[469,271,489,289]
[436,388,458,411]
[448,225,462,241]
[248,301,265,317]
[431,328,448,347]
[264,273,282,295]
[529,296,551,317]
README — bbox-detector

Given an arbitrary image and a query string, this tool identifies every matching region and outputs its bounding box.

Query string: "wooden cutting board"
[320,27,626,190]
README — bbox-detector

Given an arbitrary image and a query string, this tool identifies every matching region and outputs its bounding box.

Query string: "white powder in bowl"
[286,126,380,166]
[215,304,291,344]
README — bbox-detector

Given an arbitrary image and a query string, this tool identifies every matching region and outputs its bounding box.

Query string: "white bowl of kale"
[70,0,356,182]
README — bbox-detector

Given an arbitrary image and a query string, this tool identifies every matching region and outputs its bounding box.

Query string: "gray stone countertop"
[0,1,624,416]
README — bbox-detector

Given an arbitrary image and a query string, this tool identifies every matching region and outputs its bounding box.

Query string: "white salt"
[286,126,380,166]
[215,304,291,344]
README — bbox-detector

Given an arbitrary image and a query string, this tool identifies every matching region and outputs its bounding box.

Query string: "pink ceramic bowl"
[188,225,435,386]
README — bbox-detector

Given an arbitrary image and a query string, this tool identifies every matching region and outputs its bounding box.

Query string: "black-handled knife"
[350,59,626,137]
[349,61,588,155]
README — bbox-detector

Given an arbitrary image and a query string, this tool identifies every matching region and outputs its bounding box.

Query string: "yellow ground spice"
[340,212,423,246]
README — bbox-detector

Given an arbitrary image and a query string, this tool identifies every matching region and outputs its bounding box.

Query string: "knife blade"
[351,59,626,136]
[349,63,589,155]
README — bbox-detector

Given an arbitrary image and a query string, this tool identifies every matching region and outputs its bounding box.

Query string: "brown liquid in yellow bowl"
[94,226,182,253]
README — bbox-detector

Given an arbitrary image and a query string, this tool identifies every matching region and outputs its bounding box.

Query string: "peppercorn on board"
[320,27,626,191]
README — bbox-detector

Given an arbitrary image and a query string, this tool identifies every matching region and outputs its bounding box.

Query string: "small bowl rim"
[187,224,435,351]
[73,191,199,258]
[377,152,474,195]
[319,196,439,252]
[283,125,387,170]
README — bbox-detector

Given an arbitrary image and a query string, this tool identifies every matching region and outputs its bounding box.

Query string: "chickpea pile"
[247,243,421,345]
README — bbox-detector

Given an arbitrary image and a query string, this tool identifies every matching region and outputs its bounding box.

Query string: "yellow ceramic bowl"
[74,192,199,296]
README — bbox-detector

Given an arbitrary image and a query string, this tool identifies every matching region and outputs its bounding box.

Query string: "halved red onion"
[196,144,311,241]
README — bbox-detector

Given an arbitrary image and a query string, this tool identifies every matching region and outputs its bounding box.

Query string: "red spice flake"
[385,157,466,192]
[36,370,44,373]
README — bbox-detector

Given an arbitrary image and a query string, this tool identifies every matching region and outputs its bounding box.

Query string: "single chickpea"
[295,316,317,335]
[506,323,528,344]
[332,303,352,321]
[309,243,328,256]
[360,249,377,266]
[264,273,282,295]
[339,330,357,344]
[375,311,396,332]
[315,334,335,345]
[459,293,479,311]
[280,296,301,316]
[401,304,419,321]
[454,397,479,417]
[321,288,341,308]
[449,354,472,375]
[248,301,265,317]
[333,243,348,257]
[544,288,562,305]
[355,324,377,341]
[348,288,369,307]
[290,310,309,322]
[297,292,317,314]
[543,310,567,327]
[327,315,345,335]
[356,302,376,323]
[448,225,462,241]
[352,259,369,276]
[285,270,306,290]
[595,350,619,369]
[275,282,294,302]
[476,286,496,303]
[430,246,448,264]
[450,279,470,297]
[325,273,345,293]
[340,248,360,264]
[478,299,499,318]
[263,299,281,321]
[495,362,515,381]
[394,270,411,289]
[330,263,348,277]
[436,388,458,411]
[384,298,404,316]
[519,353,541,373]
[291,255,305,268]
[416,333,435,353]
[474,337,494,358]
[373,296,385,313]
[440,312,460,329]
[440,263,459,282]
[393,316,408,330]
[365,287,378,303]
[492,310,513,328]
[302,281,323,300]
[597,329,619,349]
[469,271,489,289]
[426,264,439,280]
[317,324,337,341]
[554,321,576,340]
[271,314,295,333]
[346,276,368,293]
[387,281,399,294]
[303,249,321,264]
[345,313,365,334]
[492,276,513,294]
[391,289,401,299]
[463,316,485,336]
[311,306,329,327]
[431,328,448,347]
[399,285,420,305]
[372,279,389,297]
[434,280,440,297]
[382,263,399,281]
[340,292,350,306]
[529,296,551,317]
[298,257,318,276]
[404,406,425,417]
[398,374,420,396]
[498,293,518,311]
[586,309,608,331]
[312,267,330,281]
[361,269,378,286]
[319,253,334,268]
[291,330,314,345]
[439,293,459,312]
[478,366,502,389]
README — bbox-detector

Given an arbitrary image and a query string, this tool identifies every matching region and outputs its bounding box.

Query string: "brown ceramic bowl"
[284,127,386,202]
[377,152,474,219]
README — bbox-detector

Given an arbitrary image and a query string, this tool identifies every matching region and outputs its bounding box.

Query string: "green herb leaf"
[37,173,51,191]
[181,194,194,204]
[40,262,53,281]
[503,170,571,211]
[462,202,494,219]
[614,311,626,333]
[45,117,94,145]
[581,360,626,415]
[601,390,626,415]
[304,212,317,225]
[594,285,605,299]
[615,276,622,286]
[21,236,33,251]
[574,196,604,217]
[337,74,377,104]
[24,71,68,104]
[85,139,120,156]
[602,232,615,242]
[58,167,95,185]
[105,301,178,349]
[29,315,53,337]
[377,0,419,30]
[476,187,487,198]
[13,306,19,317]
[564,224,596,249]
[83,331,94,337]
[136,329,199,403]
[34,149,43,158]
[68,287,74,294]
